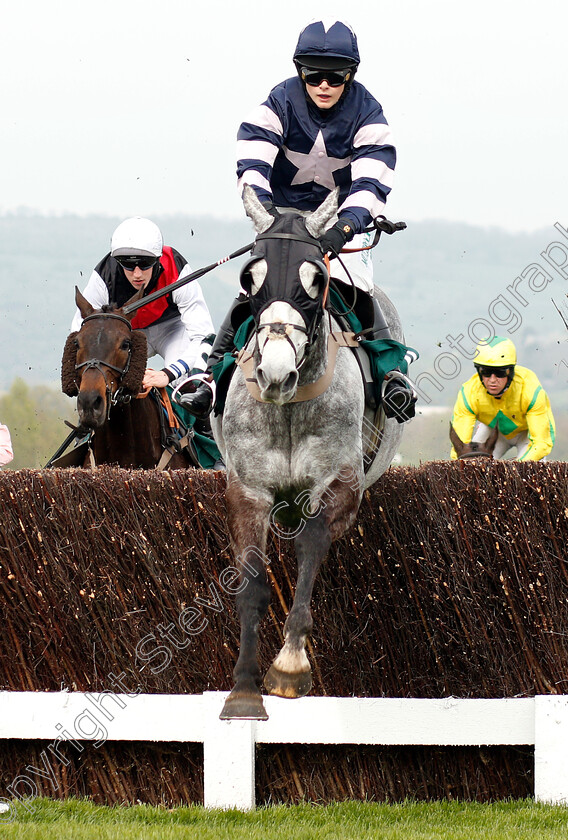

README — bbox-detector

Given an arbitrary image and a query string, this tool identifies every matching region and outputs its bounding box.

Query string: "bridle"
[248,229,331,371]
[255,320,312,371]
[74,312,134,416]
[459,448,493,460]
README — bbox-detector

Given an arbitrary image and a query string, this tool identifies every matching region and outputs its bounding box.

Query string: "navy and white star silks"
[283,130,351,190]
[236,76,396,234]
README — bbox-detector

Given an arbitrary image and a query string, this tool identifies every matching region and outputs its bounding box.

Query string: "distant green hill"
[1,213,565,417]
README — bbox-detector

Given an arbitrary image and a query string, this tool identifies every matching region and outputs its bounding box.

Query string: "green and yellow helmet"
[474,337,516,395]
[474,337,516,368]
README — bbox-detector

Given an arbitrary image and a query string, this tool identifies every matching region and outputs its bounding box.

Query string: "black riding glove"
[319,219,355,257]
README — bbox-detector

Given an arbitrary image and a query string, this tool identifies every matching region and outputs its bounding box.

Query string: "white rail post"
[534,695,568,804]
[202,692,257,810]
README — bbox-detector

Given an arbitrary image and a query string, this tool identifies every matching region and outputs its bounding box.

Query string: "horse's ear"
[120,330,148,396]
[120,289,144,322]
[449,422,464,457]
[61,332,79,396]
[75,286,95,319]
[242,184,275,234]
[305,188,340,239]
[485,424,499,454]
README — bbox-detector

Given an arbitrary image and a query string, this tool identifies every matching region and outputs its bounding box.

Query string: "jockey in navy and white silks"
[71,217,215,391]
[178,19,417,423]
[237,22,395,294]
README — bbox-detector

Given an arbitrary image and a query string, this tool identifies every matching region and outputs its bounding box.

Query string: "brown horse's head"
[450,422,498,460]
[61,287,148,429]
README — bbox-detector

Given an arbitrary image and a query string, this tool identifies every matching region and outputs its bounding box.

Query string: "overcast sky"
[1,0,566,232]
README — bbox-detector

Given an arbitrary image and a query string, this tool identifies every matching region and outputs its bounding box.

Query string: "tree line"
[0,379,76,470]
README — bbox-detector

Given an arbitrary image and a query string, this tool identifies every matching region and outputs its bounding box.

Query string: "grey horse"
[212,185,404,719]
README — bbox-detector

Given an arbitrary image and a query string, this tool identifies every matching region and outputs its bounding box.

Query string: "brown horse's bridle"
[74,312,134,416]
[459,449,493,460]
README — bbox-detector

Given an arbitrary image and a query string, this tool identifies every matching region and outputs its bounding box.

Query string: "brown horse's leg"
[265,471,362,699]
[220,476,272,720]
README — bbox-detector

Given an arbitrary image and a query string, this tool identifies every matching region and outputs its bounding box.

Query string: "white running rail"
[0,692,566,811]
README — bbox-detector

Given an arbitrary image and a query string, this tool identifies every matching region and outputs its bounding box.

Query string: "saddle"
[151,387,199,470]
[158,387,222,470]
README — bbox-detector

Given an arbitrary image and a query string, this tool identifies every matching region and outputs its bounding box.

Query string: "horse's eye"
[121,339,132,352]
[241,259,267,296]
[299,263,322,299]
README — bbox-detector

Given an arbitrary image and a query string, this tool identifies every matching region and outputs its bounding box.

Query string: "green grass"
[1,798,568,839]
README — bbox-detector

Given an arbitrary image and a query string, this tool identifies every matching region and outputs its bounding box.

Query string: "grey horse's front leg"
[264,469,362,699]
[264,510,331,698]
[220,476,272,720]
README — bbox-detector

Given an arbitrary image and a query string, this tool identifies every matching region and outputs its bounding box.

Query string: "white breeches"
[472,422,533,460]
[144,319,210,373]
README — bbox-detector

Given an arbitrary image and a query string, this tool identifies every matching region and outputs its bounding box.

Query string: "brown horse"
[450,422,498,460]
[60,288,194,469]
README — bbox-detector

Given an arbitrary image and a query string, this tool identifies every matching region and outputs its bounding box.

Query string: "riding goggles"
[115,255,159,271]
[300,66,353,87]
[477,366,510,379]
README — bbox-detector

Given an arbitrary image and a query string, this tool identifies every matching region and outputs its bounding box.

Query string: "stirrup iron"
[171,374,216,406]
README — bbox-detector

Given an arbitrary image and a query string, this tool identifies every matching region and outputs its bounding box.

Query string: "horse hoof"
[219,690,268,720]
[264,664,312,698]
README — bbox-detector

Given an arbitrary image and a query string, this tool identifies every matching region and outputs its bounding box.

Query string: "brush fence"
[0,691,567,811]
[1,462,567,806]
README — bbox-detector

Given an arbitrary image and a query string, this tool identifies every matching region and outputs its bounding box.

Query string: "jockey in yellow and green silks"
[450,337,555,461]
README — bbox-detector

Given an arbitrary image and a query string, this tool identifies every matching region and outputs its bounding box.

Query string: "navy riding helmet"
[293,19,360,71]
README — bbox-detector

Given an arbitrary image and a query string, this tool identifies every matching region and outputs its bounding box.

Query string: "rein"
[118,215,406,319]
[329,218,406,317]
[341,217,408,253]
[122,242,255,317]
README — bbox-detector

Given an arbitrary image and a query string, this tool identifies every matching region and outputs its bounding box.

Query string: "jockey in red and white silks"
[71,218,215,389]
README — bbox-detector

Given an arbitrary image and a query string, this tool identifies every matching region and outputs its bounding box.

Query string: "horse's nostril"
[77,391,105,418]
[283,371,298,392]
[256,368,268,390]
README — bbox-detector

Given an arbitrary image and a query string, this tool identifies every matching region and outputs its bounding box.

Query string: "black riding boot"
[367,296,417,424]
[176,294,248,419]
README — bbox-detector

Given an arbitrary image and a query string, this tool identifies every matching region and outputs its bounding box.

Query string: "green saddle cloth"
[210,295,418,413]
[167,386,222,469]
[210,318,255,415]
[328,288,418,403]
